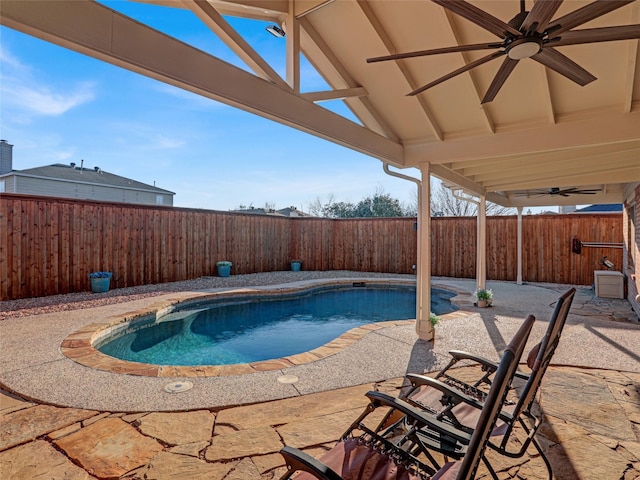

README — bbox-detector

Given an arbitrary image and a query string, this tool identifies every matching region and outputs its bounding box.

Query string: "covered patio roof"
[2,0,638,207]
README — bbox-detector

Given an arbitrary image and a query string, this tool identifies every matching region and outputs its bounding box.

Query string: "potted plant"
[290,259,302,272]
[216,261,232,277]
[429,312,441,328]
[88,271,112,293]
[475,288,493,308]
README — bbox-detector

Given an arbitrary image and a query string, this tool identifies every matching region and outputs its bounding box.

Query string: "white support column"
[476,194,487,291]
[286,0,300,94]
[517,206,523,285]
[416,164,433,341]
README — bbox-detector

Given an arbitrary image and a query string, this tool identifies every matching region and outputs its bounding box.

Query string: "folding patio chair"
[395,288,576,480]
[278,314,535,480]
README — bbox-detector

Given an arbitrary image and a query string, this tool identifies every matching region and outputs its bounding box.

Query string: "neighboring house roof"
[276,206,312,217]
[231,207,286,216]
[231,206,312,217]
[575,204,623,213]
[3,163,174,195]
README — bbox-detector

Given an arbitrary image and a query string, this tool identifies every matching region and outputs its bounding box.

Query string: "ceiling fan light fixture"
[507,37,542,60]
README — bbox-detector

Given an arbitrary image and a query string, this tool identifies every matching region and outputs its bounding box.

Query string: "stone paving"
[1,366,639,480]
[1,278,639,479]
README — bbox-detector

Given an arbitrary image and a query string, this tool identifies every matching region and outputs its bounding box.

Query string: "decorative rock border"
[60,279,467,378]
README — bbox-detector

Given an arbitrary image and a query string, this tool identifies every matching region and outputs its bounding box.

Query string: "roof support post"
[416,163,433,341]
[477,194,487,293]
[286,0,300,94]
[517,206,523,285]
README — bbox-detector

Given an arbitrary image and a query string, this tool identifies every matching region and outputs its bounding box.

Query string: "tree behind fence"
[0,195,623,300]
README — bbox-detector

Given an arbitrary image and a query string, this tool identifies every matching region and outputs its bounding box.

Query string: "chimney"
[0,140,13,175]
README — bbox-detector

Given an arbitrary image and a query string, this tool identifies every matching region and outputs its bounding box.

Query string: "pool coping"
[60,279,471,378]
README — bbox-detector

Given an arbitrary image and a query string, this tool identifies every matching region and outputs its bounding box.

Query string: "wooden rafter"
[298,16,400,142]
[301,87,368,103]
[182,0,289,89]
[357,0,444,141]
[441,9,495,134]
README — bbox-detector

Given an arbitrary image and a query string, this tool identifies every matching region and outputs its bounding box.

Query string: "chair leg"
[481,456,500,480]
[531,435,554,480]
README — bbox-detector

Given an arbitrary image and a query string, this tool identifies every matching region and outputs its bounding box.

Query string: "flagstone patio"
[1,275,639,479]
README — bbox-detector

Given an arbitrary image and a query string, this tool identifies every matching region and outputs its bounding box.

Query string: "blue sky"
[0,1,421,212]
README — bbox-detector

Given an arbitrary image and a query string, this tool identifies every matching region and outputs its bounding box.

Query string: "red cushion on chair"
[526,342,541,369]
[293,438,427,480]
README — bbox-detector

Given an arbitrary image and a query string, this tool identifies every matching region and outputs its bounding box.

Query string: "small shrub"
[475,289,493,301]
[88,271,112,279]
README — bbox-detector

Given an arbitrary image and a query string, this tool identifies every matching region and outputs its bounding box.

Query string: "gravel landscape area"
[1,271,415,320]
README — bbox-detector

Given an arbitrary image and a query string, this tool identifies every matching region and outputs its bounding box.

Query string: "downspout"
[383,163,421,191]
[383,164,433,340]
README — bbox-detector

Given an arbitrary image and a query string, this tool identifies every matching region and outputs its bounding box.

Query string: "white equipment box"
[594,270,624,299]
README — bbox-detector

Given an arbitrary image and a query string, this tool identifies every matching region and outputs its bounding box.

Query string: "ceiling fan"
[517,187,602,197]
[366,0,640,103]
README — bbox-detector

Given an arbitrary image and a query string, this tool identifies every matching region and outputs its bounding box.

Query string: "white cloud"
[0,45,95,117]
[0,45,25,71]
[4,83,95,116]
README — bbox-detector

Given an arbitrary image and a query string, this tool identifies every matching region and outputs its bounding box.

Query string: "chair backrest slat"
[455,314,536,480]
[511,288,576,419]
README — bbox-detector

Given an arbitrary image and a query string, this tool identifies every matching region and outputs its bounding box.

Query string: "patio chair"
[277,314,535,480]
[396,288,576,480]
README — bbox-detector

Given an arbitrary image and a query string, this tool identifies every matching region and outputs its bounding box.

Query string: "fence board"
[0,194,624,300]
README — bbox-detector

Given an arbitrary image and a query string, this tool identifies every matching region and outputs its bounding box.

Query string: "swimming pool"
[96,285,457,366]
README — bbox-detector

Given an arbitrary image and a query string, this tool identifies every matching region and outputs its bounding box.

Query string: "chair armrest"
[365,391,473,444]
[448,350,530,381]
[279,446,343,480]
[405,374,486,410]
[448,350,499,372]
[406,374,520,426]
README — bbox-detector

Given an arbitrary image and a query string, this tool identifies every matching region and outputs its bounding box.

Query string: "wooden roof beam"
[0,0,403,165]
[182,0,289,89]
[474,153,639,184]
[404,110,640,165]
[485,165,640,191]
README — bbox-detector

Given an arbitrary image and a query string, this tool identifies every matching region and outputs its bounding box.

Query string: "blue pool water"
[96,286,457,366]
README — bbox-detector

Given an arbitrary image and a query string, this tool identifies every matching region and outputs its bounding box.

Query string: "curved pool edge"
[61,278,468,378]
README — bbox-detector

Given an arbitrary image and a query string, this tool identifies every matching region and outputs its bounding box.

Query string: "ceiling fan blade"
[532,48,597,86]
[408,51,505,96]
[546,0,634,36]
[551,25,640,47]
[432,0,521,38]
[520,0,564,34]
[482,57,519,103]
[366,42,503,63]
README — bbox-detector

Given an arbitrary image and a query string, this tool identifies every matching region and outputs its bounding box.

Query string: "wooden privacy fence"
[1,194,623,300]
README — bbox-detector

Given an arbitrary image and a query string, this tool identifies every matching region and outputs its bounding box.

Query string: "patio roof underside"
[2,0,639,207]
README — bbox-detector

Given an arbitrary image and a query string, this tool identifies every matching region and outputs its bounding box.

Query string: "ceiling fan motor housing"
[506,37,543,59]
